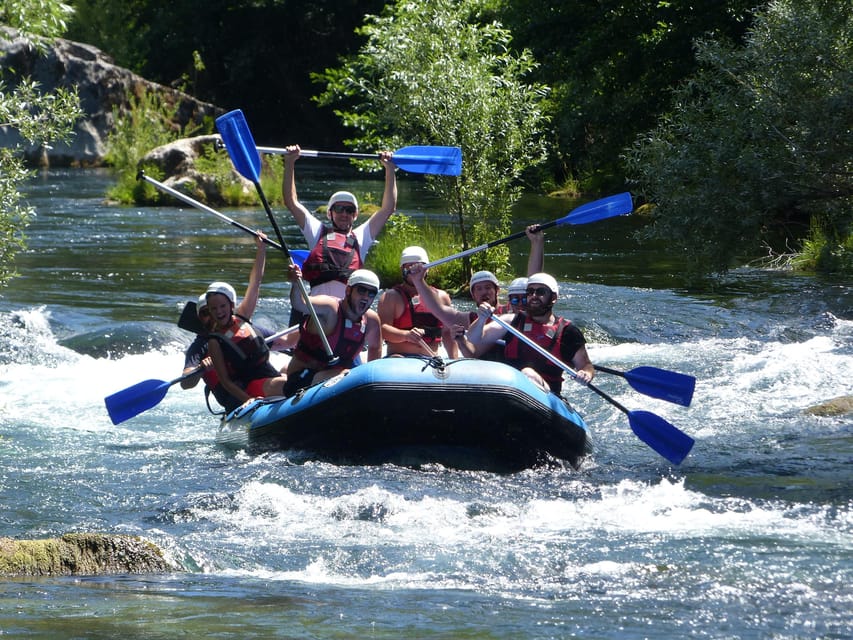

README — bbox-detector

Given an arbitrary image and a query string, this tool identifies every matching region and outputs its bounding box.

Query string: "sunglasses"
[354,285,378,297]
[331,204,356,215]
[526,287,551,297]
[509,295,528,306]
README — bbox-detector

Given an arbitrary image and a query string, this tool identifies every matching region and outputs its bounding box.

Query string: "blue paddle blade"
[392,145,462,176]
[624,366,696,407]
[560,192,633,226]
[216,109,262,182]
[628,410,695,465]
[290,249,309,268]
[104,379,172,425]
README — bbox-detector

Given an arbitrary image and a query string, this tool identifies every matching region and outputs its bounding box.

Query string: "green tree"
[315,0,550,283]
[624,0,852,280]
[496,0,754,190]
[1,5,83,289]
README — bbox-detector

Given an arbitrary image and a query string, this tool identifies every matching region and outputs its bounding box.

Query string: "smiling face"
[524,285,555,317]
[328,201,358,232]
[206,292,233,328]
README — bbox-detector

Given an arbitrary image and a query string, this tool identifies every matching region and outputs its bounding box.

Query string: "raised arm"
[282,145,313,231]
[407,264,469,328]
[366,151,398,239]
[526,225,545,276]
[287,264,336,332]
[235,231,267,319]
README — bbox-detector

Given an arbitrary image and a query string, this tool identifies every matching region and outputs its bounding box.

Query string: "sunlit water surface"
[0,170,850,638]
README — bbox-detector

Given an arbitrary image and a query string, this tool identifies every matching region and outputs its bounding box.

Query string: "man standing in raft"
[282,266,383,397]
[282,145,397,301]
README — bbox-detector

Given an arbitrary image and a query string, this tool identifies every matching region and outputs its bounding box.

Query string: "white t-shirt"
[301,214,375,298]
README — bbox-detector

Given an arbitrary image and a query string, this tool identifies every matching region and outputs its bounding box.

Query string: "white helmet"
[347,269,380,290]
[400,245,429,266]
[327,190,358,212]
[507,277,528,295]
[527,273,559,297]
[469,270,499,293]
[205,281,236,306]
[196,293,209,316]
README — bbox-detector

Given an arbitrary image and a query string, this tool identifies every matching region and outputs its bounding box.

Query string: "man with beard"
[466,273,595,394]
[282,266,383,397]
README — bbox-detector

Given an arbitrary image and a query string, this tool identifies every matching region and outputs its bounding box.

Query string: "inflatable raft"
[216,356,591,472]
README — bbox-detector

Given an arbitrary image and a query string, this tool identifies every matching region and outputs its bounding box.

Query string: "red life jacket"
[494,303,513,315]
[392,284,443,343]
[294,304,367,369]
[302,227,362,287]
[503,312,570,393]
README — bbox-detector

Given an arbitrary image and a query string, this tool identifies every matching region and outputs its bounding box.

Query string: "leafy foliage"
[494,0,755,190]
[1,0,73,49]
[0,76,82,288]
[624,0,852,279]
[315,0,550,285]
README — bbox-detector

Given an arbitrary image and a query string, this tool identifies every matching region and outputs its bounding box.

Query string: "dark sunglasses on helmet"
[526,287,551,297]
[354,284,378,297]
[331,204,356,215]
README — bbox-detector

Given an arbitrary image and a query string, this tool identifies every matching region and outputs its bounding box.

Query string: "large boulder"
[0,533,175,577]
[0,27,222,167]
[139,134,254,205]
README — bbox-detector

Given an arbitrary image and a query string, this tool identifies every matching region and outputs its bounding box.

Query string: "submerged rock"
[804,395,853,417]
[0,533,174,577]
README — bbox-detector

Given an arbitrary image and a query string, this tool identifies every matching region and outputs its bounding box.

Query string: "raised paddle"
[593,364,696,407]
[215,109,336,363]
[423,192,634,269]
[487,314,694,465]
[256,144,462,177]
[104,326,300,425]
[137,172,308,268]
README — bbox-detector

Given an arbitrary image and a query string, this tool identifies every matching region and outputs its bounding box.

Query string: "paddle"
[215,109,336,363]
[256,144,462,177]
[594,364,696,407]
[423,192,634,269]
[488,314,694,465]
[104,326,299,425]
[137,172,308,268]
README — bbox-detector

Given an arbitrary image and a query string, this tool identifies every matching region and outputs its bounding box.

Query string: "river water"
[0,168,851,638]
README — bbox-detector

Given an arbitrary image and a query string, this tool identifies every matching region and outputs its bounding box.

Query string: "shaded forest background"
[66,0,753,191]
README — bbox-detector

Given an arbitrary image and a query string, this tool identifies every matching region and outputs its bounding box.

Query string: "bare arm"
[570,344,595,384]
[287,264,337,333]
[466,304,511,357]
[235,232,267,319]
[377,289,408,344]
[282,145,312,231]
[407,264,470,327]
[207,339,251,404]
[366,152,397,239]
[364,311,383,361]
[526,225,545,276]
